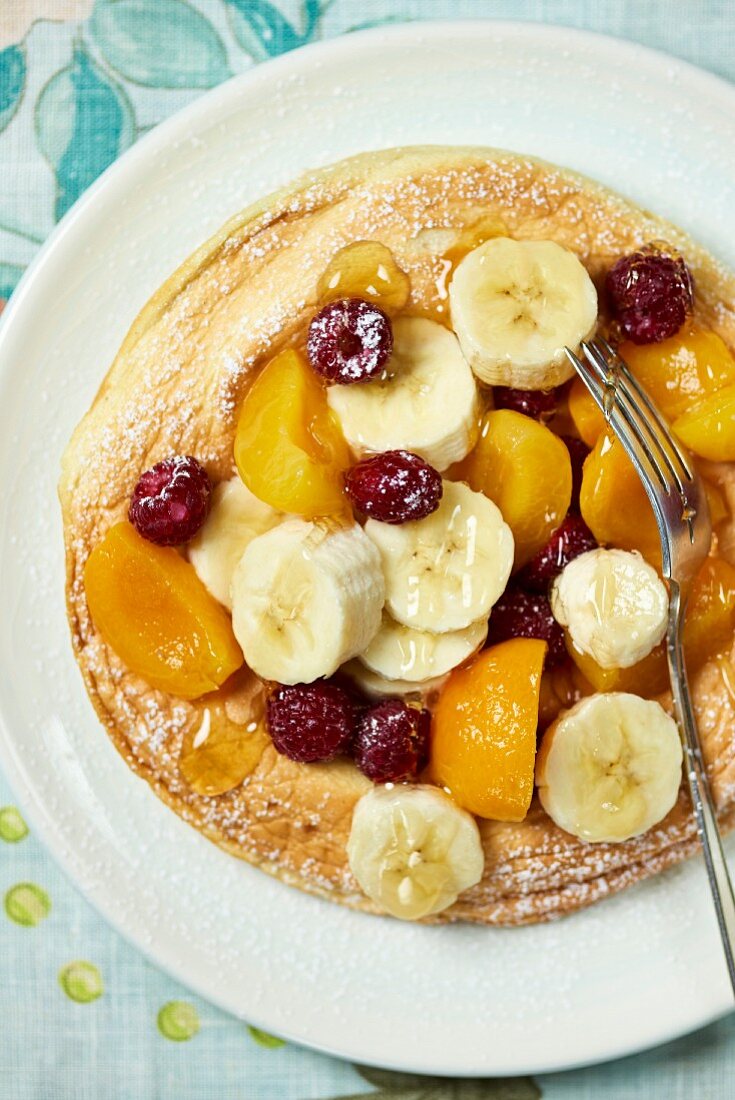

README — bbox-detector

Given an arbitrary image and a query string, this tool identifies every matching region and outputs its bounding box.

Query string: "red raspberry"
[493,386,559,420]
[344,450,443,524]
[606,249,693,344]
[307,297,393,384]
[266,682,356,763]
[486,586,566,667]
[129,455,211,546]
[352,700,430,782]
[561,435,590,512]
[518,514,598,593]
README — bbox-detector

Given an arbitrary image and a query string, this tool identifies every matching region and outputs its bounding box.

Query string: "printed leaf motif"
[90,0,230,88]
[0,264,25,303]
[226,0,322,60]
[0,45,25,134]
[34,43,135,221]
[248,1025,285,1048]
[347,1067,542,1100]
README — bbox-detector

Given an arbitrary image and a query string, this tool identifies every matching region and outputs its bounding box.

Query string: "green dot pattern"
[59,961,104,1003]
[0,806,28,843]
[4,883,51,926]
[157,1001,200,1041]
[248,1026,285,1049]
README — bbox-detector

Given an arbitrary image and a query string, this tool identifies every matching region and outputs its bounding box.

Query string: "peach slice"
[84,521,243,699]
[431,639,546,821]
[621,327,735,420]
[673,383,735,462]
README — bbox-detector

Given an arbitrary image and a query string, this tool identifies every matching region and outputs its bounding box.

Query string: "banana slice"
[188,476,281,609]
[365,480,513,632]
[359,612,487,682]
[536,692,682,842]
[347,784,484,920]
[231,519,384,684]
[449,237,598,389]
[326,316,479,471]
[550,547,668,669]
[341,660,448,700]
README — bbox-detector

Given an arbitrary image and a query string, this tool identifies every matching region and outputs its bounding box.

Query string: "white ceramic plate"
[1,21,734,1077]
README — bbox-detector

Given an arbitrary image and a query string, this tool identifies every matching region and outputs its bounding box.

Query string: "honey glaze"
[317,240,410,314]
[178,667,270,796]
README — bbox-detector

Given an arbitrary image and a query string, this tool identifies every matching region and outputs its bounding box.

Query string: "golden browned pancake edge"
[59,146,735,925]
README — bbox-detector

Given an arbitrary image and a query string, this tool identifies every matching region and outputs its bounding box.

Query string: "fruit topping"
[449,237,598,389]
[620,326,735,419]
[536,693,683,842]
[317,241,411,314]
[234,348,350,517]
[307,297,393,384]
[568,377,606,447]
[352,699,430,782]
[129,455,210,546]
[344,450,443,524]
[519,513,597,592]
[485,585,566,668]
[493,386,559,420]
[327,316,479,472]
[365,480,513,633]
[457,408,572,567]
[266,681,356,763]
[551,548,668,670]
[188,477,281,610]
[431,639,546,821]
[84,521,243,699]
[673,383,735,462]
[359,614,487,684]
[606,249,693,344]
[230,519,384,685]
[580,432,661,565]
[561,434,591,512]
[346,784,484,920]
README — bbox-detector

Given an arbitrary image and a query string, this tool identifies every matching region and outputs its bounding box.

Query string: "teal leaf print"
[35,44,135,222]
[226,0,322,60]
[343,1067,542,1100]
[0,45,25,134]
[90,0,230,88]
[0,264,25,303]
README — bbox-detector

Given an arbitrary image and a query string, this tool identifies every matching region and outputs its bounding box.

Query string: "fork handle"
[668,582,735,995]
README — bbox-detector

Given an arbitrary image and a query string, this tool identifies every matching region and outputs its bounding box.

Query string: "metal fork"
[565,336,735,994]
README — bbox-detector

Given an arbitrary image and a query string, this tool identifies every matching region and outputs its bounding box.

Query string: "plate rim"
[1,18,735,1077]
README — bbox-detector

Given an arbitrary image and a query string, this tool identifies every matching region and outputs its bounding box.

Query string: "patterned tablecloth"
[2,2,735,1097]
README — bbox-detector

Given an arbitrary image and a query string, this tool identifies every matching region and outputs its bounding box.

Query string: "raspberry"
[493,386,559,420]
[266,682,356,763]
[307,297,393,384]
[344,450,443,524]
[561,435,590,512]
[606,249,693,344]
[486,586,566,667]
[129,455,211,546]
[518,514,598,593]
[352,699,430,782]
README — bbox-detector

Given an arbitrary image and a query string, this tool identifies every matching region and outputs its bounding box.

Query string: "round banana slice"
[326,316,480,472]
[550,547,668,669]
[365,480,514,633]
[359,613,487,682]
[188,476,281,609]
[347,784,484,920]
[341,660,448,701]
[536,692,683,843]
[231,519,384,684]
[449,237,598,389]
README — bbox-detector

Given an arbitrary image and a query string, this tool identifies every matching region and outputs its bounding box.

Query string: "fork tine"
[593,337,694,482]
[564,348,672,566]
[579,342,672,493]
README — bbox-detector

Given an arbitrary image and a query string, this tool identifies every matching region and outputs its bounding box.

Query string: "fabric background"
[1,2,735,1097]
